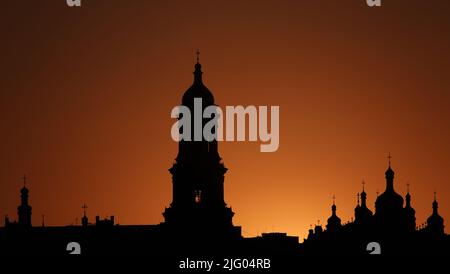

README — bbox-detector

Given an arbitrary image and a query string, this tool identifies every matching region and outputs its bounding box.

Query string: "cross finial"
[362,179,365,192]
[434,191,437,201]
[196,49,200,63]
[82,203,88,216]
[407,182,410,193]
[22,174,27,187]
[332,194,336,205]
[388,152,392,167]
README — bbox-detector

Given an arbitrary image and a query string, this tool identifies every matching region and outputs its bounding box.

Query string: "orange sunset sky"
[1,0,450,240]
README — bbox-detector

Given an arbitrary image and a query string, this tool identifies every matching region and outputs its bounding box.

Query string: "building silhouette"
[326,196,341,233]
[162,52,240,239]
[354,181,373,228]
[426,192,445,236]
[0,55,449,260]
[304,158,449,255]
[4,175,32,229]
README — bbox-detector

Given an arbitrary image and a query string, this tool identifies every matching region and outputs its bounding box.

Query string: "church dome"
[326,202,342,232]
[385,166,394,178]
[327,210,341,225]
[427,212,444,224]
[182,62,215,106]
[376,163,404,210]
[21,186,29,195]
[375,190,404,209]
[427,198,444,225]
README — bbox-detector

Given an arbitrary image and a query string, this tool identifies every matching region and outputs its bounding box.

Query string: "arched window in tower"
[194,190,202,204]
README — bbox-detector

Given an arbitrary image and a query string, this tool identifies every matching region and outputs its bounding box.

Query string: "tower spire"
[405,182,412,207]
[432,191,439,215]
[385,153,395,191]
[433,191,438,211]
[81,203,89,227]
[22,174,27,188]
[18,174,32,227]
[360,180,368,207]
[82,203,88,217]
[193,49,203,84]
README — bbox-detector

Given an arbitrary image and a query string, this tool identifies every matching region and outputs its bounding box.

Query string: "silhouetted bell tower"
[17,175,32,228]
[163,52,239,238]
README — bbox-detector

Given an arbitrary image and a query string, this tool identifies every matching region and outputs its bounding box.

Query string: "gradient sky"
[1,0,450,240]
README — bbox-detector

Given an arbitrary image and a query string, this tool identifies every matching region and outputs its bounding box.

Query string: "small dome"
[182,83,215,106]
[385,166,395,178]
[327,213,341,223]
[21,186,29,194]
[427,212,444,224]
[182,62,215,106]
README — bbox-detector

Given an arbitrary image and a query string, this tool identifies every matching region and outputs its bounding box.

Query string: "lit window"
[194,190,202,203]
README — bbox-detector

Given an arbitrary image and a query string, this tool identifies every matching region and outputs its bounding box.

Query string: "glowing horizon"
[1,0,450,241]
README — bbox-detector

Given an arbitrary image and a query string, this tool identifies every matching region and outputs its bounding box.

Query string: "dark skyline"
[1,0,450,240]
[1,58,447,258]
